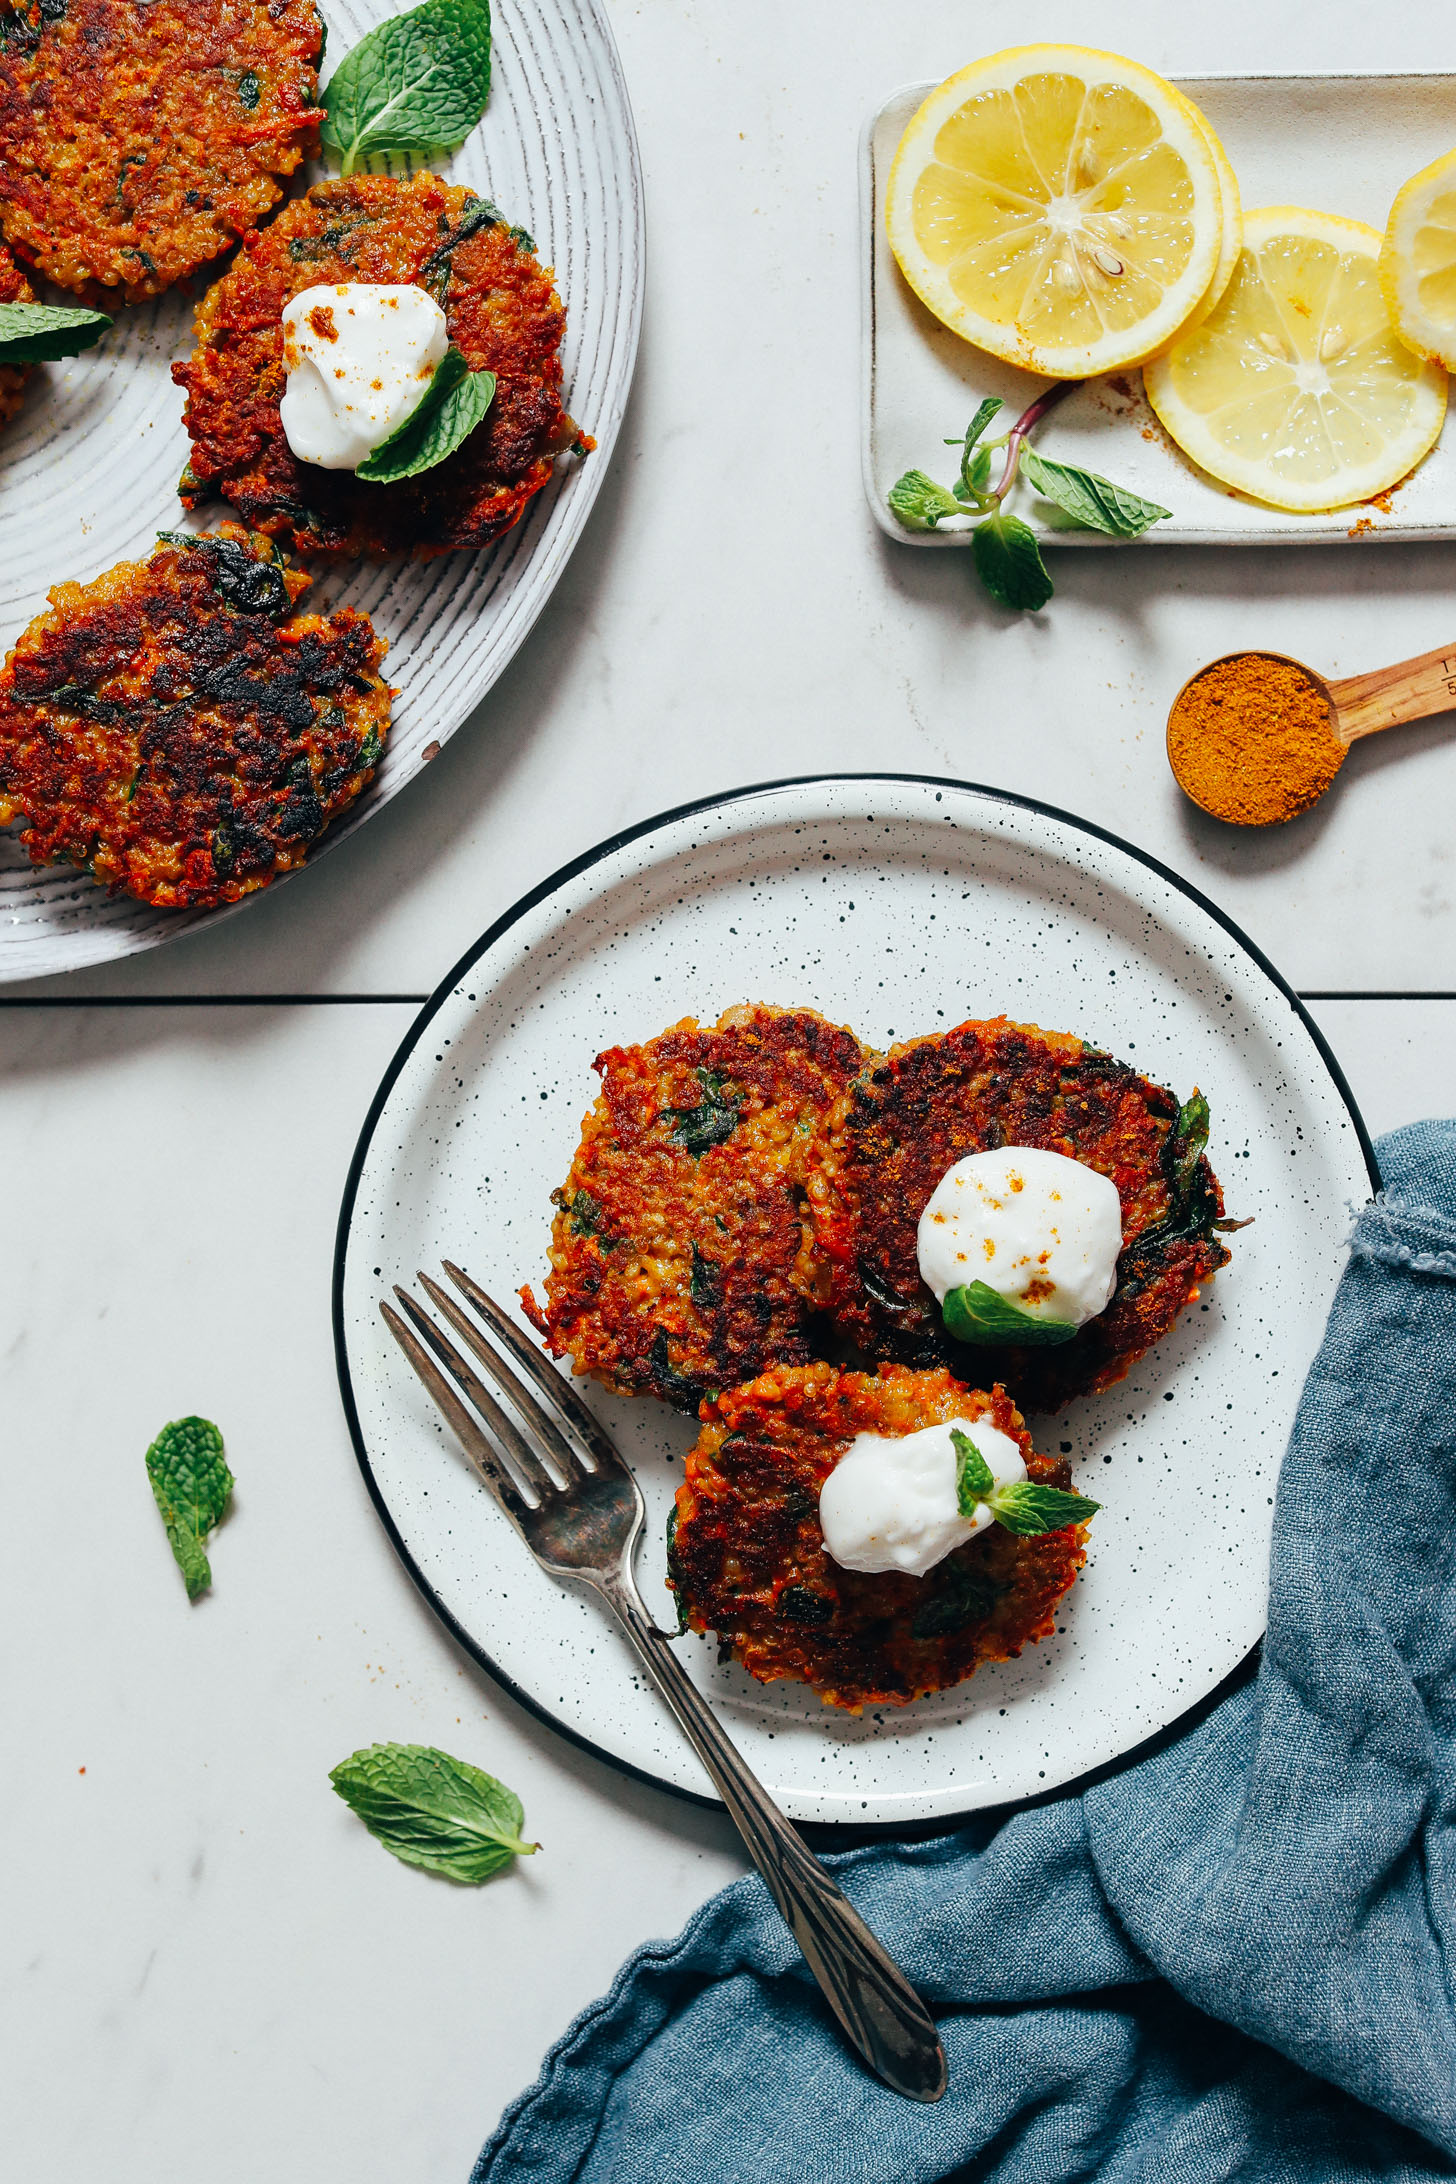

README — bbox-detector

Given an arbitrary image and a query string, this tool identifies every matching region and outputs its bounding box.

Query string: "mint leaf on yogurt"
[320,0,493,174]
[951,1426,994,1513]
[144,1416,234,1600]
[355,347,495,484]
[942,1280,1078,1348]
[330,1742,537,1882]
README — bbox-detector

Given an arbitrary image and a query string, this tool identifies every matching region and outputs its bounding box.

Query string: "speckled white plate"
[334,775,1377,1825]
[0,0,642,981]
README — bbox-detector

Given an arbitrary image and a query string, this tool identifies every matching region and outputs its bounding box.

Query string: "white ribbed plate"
[0,0,642,980]
[335,775,1378,1825]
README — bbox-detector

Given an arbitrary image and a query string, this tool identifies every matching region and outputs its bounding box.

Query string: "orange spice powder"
[1167,653,1346,825]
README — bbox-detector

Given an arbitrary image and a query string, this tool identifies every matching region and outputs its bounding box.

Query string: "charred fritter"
[0,525,390,908]
[669,1364,1088,1711]
[173,173,580,559]
[521,1007,867,1412]
[0,240,33,433]
[810,1016,1232,1413]
[0,0,322,302]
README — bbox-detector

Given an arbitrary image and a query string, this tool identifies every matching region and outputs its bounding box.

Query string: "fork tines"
[381,1264,621,1516]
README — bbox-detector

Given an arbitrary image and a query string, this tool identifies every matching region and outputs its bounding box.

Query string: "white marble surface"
[6,1,1456,2178]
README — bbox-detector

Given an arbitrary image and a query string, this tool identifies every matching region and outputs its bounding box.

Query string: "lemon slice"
[885,44,1225,378]
[1176,93,1242,322]
[1144,206,1447,511]
[1382,147,1456,368]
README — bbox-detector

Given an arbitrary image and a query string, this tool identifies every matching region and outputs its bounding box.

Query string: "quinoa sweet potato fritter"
[669,1364,1088,1710]
[173,173,579,559]
[0,0,323,302]
[0,524,390,907]
[0,239,33,434]
[522,1007,866,1412]
[809,1016,1231,1414]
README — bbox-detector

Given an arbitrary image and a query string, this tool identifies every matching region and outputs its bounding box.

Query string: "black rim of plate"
[332,772,1381,1824]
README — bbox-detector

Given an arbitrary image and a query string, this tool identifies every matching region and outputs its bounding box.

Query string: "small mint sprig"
[942,1279,1078,1349]
[320,0,493,175]
[952,1428,1099,1537]
[887,381,1171,612]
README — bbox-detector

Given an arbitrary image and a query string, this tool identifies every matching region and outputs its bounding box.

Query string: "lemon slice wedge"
[1382,147,1456,369]
[885,44,1225,379]
[1144,206,1447,511]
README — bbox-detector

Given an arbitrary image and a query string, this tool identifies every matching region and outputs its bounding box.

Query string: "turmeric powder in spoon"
[1167,653,1345,826]
[1168,638,1456,826]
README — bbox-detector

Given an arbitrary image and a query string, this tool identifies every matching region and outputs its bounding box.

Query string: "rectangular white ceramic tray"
[862,72,1456,547]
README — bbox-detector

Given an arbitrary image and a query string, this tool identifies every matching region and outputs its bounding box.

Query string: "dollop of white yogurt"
[279,283,448,471]
[818,1417,1026,1578]
[916,1146,1122,1329]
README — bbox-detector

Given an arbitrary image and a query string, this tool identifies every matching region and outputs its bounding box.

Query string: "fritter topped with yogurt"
[0,0,323,301]
[0,525,390,908]
[809,1015,1231,1413]
[174,172,580,559]
[668,1363,1088,1711]
[522,1006,867,1412]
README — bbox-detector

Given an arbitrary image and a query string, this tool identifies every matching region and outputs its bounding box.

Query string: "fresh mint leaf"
[1020,448,1171,538]
[951,1426,994,1515]
[320,0,492,173]
[950,396,1003,497]
[972,512,1053,612]
[0,300,111,364]
[987,1482,1100,1537]
[145,1416,233,1601]
[329,1742,536,1882]
[355,348,495,484]
[887,469,962,532]
[942,1280,1078,1348]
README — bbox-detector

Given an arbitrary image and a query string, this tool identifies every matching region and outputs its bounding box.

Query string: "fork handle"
[601,1579,948,2103]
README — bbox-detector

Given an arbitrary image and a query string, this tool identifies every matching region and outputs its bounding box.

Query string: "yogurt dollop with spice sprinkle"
[279,283,447,470]
[916,1146,1122,1329]
[819,1417,1027,1577]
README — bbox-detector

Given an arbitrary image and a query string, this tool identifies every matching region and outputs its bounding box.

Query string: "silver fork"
[381,1261,948,2104]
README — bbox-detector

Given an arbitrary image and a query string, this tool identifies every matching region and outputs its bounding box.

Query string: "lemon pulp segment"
[1382,147,1456,369]
[886,45,1224,379]
[1145,205,1447,512]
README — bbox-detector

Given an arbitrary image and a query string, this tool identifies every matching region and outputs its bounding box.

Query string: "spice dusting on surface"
[1167,653,1345,826]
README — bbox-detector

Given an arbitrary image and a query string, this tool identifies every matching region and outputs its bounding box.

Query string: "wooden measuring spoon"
[1167,641,1456,824]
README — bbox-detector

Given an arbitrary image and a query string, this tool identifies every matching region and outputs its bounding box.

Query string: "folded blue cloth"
[476,1121,1456,2184]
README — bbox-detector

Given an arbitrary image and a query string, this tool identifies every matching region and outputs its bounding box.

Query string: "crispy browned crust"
[669,1363,1088,1711]
[0,238,32,431]
[172,173,578,559]
[809,1016,1231,1413]
[0,524,390,907]
[522,1007,867,1412]
[0,0,322,301]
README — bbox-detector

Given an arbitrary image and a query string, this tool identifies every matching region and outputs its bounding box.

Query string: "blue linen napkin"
[476,1121,1456,2184]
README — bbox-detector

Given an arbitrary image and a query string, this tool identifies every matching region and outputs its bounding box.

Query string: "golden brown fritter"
[809,1016,1232,1414]
[0,524,390,908]
[0,239,33,433]
[521,1007,867,1412]
[173,172,581,559]
[669,1364,1088,1711]
[0,0,322,302]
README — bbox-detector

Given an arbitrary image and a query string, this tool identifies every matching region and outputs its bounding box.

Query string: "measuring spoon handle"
[1328,642,1456,743]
